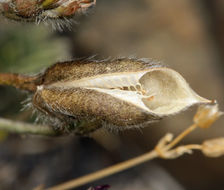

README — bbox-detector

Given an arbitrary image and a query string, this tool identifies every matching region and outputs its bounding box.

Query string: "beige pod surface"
[32,59,212,134]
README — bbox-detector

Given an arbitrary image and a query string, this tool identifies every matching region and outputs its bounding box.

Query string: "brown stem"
[46,150,158,190]
[0,73,41,92]
[165,123,198,151]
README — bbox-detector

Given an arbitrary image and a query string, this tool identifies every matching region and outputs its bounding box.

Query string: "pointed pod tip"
[197,97,213,104]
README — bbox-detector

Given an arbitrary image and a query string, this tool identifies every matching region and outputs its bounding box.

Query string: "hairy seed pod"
[27,58,212,135]
[0,0,96,28]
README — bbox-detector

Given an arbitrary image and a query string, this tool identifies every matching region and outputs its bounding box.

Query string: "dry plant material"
[194,103,223,128]
[0,56,222,189]
[45,104,223,190]
[202,138,224,157]
[0,0,96,28]
[0,58,213,135]
[0,1,223,189]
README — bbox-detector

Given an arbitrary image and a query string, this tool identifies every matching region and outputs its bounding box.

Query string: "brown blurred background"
[0,0,224,189]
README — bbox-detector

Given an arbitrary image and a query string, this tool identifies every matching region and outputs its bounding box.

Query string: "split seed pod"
[28,58,211,135]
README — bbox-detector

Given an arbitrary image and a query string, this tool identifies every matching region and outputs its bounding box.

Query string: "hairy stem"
[0,73,41,92]
[0,118,58,136]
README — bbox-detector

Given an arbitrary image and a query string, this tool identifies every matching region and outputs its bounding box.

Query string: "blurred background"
[0,0,224,189]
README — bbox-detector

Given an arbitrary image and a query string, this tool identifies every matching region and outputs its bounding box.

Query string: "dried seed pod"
[29,58,211,135]
[202,138,224,157]
[0,0,96,28]
[194,104,223,128]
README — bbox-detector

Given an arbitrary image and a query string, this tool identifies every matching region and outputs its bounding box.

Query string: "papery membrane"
[52,67,211,116]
